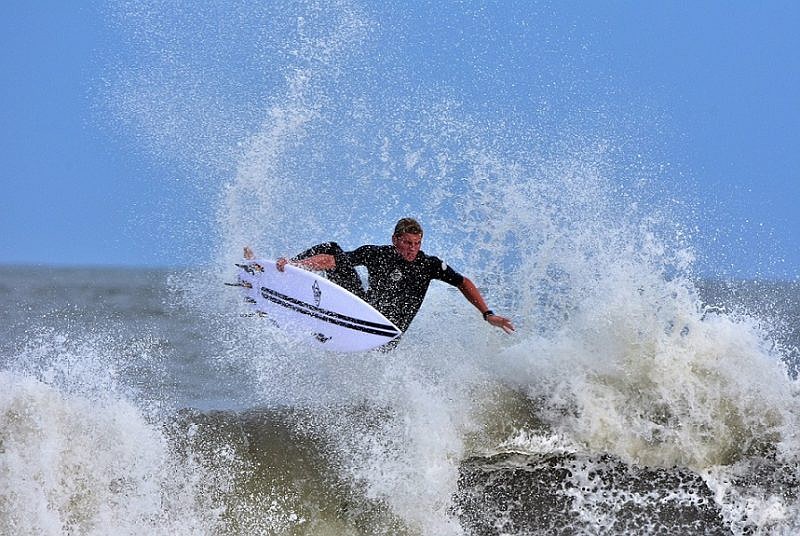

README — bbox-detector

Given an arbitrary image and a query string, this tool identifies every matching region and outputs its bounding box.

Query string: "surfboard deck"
[233,259,401,352]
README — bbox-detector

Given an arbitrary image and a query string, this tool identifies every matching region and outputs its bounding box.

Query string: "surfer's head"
[392,218,423,262]
[393,217,423,238]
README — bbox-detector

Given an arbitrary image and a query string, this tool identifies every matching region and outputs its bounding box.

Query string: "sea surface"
[2,265,799,535]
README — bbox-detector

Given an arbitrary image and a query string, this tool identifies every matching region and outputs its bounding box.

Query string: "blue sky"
[1,2,798,279]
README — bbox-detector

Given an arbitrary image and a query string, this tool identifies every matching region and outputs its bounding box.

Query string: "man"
[245,218,514,336]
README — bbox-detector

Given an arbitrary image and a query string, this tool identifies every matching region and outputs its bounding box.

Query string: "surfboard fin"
[240,311,270,318]
[236,262,264,274]
[224,280,253,288]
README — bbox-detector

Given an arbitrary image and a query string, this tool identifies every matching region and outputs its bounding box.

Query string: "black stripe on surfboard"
[261,287,399,332]
[260,287,400,338]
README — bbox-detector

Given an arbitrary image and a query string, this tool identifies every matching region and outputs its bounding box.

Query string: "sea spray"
[85,1,800,534]
[496,266,799,469]
[0,363,228,535]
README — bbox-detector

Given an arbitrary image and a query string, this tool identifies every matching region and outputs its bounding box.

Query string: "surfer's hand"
[243,246,255,260]
[488,314,515,334]
[276,257,289,271]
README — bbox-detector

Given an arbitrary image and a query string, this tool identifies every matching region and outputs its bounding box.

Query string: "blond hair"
[393,218,423,237]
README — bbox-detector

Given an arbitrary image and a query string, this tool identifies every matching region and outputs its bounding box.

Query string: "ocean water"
[2,267,799,535]
[4,1,800,534]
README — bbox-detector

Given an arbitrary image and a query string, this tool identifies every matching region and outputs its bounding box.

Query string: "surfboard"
[232,259,401,352]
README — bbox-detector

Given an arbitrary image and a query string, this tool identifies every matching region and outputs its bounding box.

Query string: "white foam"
[0,371,224,535]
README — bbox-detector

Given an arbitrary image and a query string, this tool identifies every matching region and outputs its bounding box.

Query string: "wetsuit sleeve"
[292,242,348,265]
[291,242,366,297]
[342,245,379,267]
[428,256,464,287]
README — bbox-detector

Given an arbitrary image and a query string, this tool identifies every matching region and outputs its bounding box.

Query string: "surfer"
[244,218,515,335]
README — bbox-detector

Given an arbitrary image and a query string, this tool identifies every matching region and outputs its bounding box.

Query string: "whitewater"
[3,1,800,534]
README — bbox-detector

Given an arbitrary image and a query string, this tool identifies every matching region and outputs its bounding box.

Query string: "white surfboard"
[233,259,401,352]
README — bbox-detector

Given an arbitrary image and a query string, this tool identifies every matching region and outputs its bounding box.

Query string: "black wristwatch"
[482,309,495,321]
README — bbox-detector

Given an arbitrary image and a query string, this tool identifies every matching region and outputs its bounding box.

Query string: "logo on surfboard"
[313,332,332,343]
[312,280,322,306]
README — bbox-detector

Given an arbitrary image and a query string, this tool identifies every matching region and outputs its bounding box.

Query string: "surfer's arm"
[457,277,515,334]
[243,246,336,272]
[277,241,352,272]
[276,254,336,272]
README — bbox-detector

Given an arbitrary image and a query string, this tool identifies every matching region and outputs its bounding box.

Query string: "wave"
[3,331,800,535]
[0,371,225,535]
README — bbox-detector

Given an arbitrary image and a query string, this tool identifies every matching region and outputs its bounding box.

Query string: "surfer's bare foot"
[243,246,254,260]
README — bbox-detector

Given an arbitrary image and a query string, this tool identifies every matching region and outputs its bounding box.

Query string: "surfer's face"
[393,232,422,262]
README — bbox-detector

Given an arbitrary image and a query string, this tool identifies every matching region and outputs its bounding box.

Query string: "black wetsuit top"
[294,243,464,332]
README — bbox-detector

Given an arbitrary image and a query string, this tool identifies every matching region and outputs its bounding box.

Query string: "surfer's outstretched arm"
[276,254,336,272]
[458,277,515,334]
